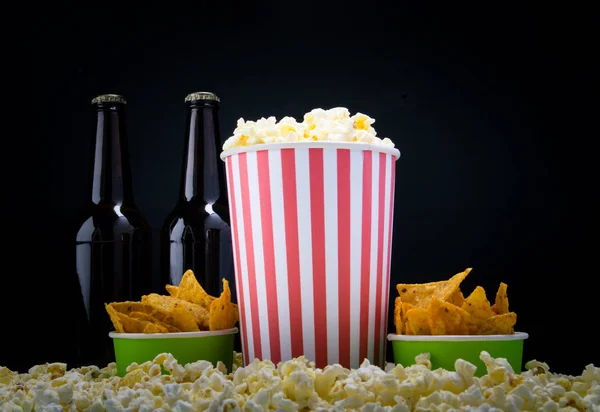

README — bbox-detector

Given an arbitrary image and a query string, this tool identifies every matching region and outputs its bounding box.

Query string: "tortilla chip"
[401,302,415,334]
[129,311,158,321]
[447,289,465,307]
[105,303,124,333]
[428,296,471,335]
[405,307,431,335]
[129,311,182,333]
[208,279,239,331]
[491,282,509,315]
[116,313,147,333]
[394,269,516,336]
[462,286,495,320]
[108,300,199,332]
[466,316,497,335]
[165,284,180,298]
[170,270,216,309]
[108,301,152,315]
[112,311,169,333]
[396,268,471,308]
[394,297,403,334]
[141,322,169,334]
[142,294,208,330]
[487,312,517,334]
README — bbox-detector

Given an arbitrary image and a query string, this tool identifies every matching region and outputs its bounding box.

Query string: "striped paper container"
[221,142,400,369]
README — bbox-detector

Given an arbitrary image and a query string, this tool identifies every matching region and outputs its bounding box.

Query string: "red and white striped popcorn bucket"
[221,142,400,369]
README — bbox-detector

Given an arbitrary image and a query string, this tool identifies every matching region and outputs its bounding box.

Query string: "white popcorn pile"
[1,351,598,411]
[222,107,395,151]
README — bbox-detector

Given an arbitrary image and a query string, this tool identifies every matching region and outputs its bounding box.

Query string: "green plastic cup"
[110,328,238,377]
[388,332,528,376]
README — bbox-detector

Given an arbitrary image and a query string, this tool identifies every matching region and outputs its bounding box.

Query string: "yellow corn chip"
[165,284,179,297]
[106,273,240,334]
[428,296,470,335]
[491,282,509,315]
[466,316,497,335]
[108,300,199,332]
[401,302,415,334]
[141,322,169,334]
[105,303,124,333]
[142,294,208,330]
[129,311,182,333]
[396,268,471,308]
[170,270,216,309]
[394,297,403,334]
[108,301,150,314]
[393,269,517,336]
[112,311,169,333]
[405,307,431,335]
[447,289,465,307]
[462,286,494,320]
[209,279,239,331]
[487,312,517,334]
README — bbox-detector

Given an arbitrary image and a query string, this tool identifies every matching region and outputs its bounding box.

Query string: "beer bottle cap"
[91,94,127,105]
[185,92,220,103]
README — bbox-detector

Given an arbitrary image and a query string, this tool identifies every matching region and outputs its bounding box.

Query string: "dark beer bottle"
[75,94,152,367]
[161,92,233,298]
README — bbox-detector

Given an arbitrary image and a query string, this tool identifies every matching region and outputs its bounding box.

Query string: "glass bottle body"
[161,201,232,297]
[74,95,152,367]
[161,93,234,299]
[75,205,152,365]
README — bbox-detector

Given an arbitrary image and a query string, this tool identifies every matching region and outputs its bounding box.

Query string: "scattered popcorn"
[1,352,598,411]
[222,108,395,151]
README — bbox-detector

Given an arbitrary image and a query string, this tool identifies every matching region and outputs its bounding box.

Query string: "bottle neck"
[179,101,226,205]
[90,103,135,206]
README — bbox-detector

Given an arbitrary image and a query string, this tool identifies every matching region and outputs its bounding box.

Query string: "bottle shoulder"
[161,210,206,232]
[75,204,151,240]
[163,199,228,223]
[162,202,230,236]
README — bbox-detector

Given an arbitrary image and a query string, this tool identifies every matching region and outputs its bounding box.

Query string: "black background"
[4,3,597,376]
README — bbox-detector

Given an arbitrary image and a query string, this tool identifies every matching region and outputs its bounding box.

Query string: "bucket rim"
[220,141,401,161]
